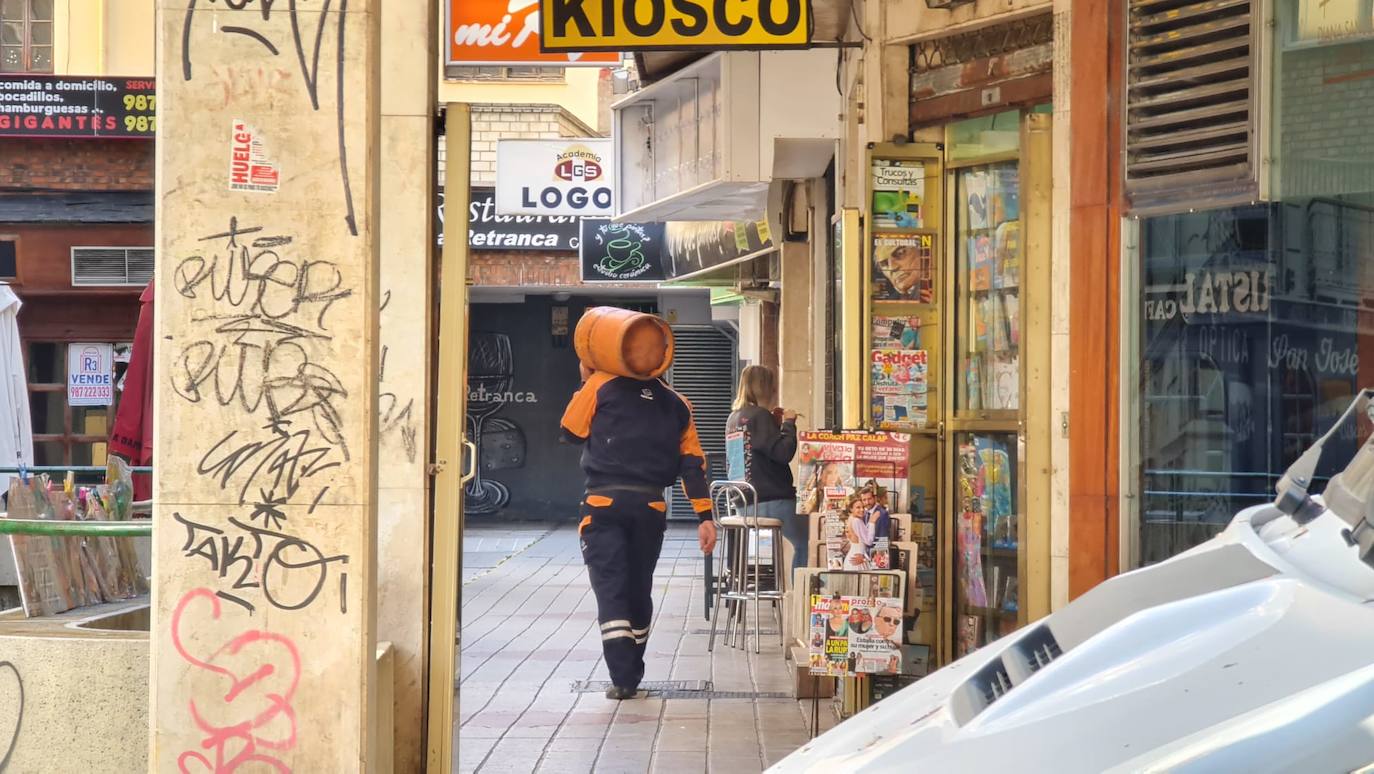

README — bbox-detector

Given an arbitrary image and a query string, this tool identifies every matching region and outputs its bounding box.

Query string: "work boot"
[605,685,638,700]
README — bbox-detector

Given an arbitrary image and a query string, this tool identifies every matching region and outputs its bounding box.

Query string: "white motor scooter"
[770,390,1374,774]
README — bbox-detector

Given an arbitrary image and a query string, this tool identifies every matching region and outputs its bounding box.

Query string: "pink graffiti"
[171,587,302,773]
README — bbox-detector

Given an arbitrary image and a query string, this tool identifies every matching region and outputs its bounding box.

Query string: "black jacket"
[726,405,797,503]
[560,373,713,521]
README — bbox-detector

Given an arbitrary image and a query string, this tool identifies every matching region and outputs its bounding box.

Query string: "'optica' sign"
[540,0,809,51]
[495,139,614,217]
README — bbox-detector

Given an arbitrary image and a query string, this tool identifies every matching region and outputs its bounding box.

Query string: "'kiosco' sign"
[495,139,614,217]
[540,0,808,51]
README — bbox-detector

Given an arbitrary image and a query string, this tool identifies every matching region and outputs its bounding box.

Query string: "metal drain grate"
[572,679,710,693]
[689,628,779,636]
[569,680,790,700]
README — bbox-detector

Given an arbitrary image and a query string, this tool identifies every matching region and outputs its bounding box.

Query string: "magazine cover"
[992,165,1020,223]
[872,314,923,350]
[871,159,926,230]
[958,614,982,658]
[958,511,989,608]
[809,594,905,676]
[871,349,929,431]
[872,394,926,431]
[797,438,857,514]
[963,169,990,230]
[872,234,935,303]
[968,234,994,291]
[829,492,897,571]
[822,510,847,570]
[797,431,911,517]
[995,220,1021,289]
[871,349,929,397]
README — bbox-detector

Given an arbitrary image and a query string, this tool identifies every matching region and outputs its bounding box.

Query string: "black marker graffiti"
[197,423,343,526]
[169,218,355,616]
[172,219,352,455]
[377,290,419,464]
[174,512,349,615]
[181,0,358,235]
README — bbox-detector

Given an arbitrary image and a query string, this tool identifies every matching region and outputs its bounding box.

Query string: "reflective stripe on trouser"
[579,491,667,691]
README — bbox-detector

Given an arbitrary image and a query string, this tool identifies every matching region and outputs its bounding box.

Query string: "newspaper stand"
[804,569,907,737]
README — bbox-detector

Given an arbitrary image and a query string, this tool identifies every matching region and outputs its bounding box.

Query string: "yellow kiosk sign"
[540,0,809,51]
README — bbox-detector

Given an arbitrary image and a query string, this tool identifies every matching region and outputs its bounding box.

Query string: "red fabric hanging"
[110,281,153,501]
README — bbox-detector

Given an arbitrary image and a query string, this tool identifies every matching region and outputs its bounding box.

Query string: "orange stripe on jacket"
[678,414,711,517]
[560,371,615,442]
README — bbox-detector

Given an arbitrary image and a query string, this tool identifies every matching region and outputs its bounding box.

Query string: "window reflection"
[1139,202,1374,563]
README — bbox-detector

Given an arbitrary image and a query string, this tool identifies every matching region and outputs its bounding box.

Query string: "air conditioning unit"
[612,51,841,223]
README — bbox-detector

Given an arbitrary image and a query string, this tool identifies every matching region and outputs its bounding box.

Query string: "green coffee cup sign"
[580,220,667,282]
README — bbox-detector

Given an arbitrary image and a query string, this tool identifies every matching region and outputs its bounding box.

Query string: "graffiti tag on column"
[170,217,352,615]
[378,290,418,463]
[171,588,301,773]
[173,513,349,615]
[180,0,359,236]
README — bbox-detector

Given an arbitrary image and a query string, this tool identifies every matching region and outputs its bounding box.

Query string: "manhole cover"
[569,680,790,700]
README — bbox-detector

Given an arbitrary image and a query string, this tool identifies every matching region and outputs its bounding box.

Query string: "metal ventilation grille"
[665,325,737,520]
[1126,0,1257,206]
[72,247,154,286]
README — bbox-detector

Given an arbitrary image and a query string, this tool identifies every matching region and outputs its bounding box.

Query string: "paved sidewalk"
[456,521,835,774]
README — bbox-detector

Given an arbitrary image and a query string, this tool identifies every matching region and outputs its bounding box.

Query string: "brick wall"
[0,137,153,191]
[469,251,581,286]
[1278,41,1374,198]
[442,103,600,188]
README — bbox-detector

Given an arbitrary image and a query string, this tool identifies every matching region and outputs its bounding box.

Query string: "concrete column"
[152,4,380,771]
[377,3,435,771]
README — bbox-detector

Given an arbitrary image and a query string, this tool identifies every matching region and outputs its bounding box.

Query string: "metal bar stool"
[707,480,786,654]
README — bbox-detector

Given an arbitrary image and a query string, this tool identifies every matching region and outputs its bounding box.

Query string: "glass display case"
[953,432,1021,656]
[955,162,1022,414]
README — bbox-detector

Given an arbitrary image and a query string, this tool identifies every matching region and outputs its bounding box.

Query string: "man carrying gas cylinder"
[560,307,718,700]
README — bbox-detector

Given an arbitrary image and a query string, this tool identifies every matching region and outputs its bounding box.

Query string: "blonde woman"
[725,364,805,572]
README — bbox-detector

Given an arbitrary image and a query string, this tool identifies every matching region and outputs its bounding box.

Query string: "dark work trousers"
[578,488,668,690]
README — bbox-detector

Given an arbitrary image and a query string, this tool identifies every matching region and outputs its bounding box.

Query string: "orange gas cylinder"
[574,307,675,379]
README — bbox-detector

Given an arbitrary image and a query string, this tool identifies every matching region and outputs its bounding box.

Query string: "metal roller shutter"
[664,324,738,520]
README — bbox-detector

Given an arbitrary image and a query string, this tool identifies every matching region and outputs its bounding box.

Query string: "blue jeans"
[757,498,806,575]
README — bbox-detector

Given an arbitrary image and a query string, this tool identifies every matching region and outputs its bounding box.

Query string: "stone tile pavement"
[455,520,838,774]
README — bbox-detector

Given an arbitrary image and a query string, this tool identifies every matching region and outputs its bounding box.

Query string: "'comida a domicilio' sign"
[540,0,809,51]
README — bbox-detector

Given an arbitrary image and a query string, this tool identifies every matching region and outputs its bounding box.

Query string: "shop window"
[1138,202,1374,564]
[25,341,126,468]
[0,0,53,73]
[1273,0,1374,202]
[0,238,15,279]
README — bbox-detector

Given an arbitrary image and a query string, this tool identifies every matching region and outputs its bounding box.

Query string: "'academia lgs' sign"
[540,0,809,51]
[496,139,615,217]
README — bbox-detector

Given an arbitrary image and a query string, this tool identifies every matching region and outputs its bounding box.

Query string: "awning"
[0,191,153,224]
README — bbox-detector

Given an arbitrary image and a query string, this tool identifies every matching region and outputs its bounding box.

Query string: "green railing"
[0,465,155,537]
[0,519,151,537]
